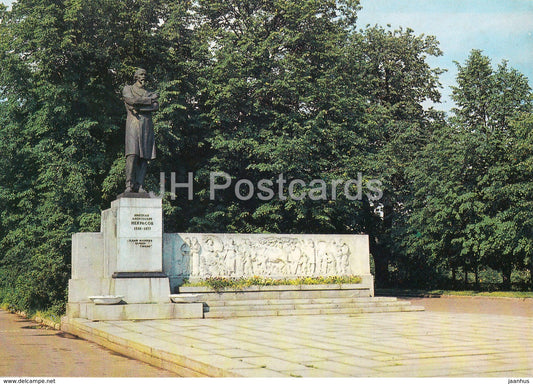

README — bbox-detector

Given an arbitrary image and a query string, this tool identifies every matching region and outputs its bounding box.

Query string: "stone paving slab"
[62,311,533,377]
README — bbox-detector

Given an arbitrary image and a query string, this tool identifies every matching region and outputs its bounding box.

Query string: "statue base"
[66,197,199,320]
[116,191,151,199]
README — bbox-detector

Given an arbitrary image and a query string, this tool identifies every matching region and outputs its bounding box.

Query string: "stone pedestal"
[67,197,198,320]
[101,197,169,303]
[105,198,163,274]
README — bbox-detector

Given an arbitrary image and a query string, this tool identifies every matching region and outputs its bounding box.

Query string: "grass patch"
[182,275,362,291]
[0,302,62,329]
[436,290,533,298]
[32,310,62,327]
[377,288,533,299]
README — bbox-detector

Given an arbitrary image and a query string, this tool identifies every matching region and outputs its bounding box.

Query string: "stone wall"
[163,233,371,290]
[67,197,374,320]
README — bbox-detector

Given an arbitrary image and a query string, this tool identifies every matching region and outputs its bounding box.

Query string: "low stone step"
[179,283,367,293]
[204,300,411,310]
[204,300,415,312]
[204,304,424,318]
[179,284,373,302]
[178,284,423,318]
[189,289,372,302]
[204,296,399,307]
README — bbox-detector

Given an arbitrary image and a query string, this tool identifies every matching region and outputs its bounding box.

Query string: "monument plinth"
[66,196,203,321]
[105,197,163,275]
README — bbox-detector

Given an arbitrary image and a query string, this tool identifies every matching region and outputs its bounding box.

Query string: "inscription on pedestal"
[128,239,153,248]
[115,199,163,273]
[131,213,154,231]
[119,209,161,238]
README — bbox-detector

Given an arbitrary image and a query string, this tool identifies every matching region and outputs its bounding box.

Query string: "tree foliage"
[0,1,531,314]
[406,50,533,289]
[0,0,194,312]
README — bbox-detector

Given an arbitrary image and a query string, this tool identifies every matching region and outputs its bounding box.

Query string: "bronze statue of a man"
[122,68,159,193]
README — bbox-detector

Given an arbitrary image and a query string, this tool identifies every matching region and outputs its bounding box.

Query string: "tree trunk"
[464,266,468,288]
[474,266,479,289]
[378,202,394,287]
[501,267,512,290]
[451,267,456,289]
[371,241,390,288]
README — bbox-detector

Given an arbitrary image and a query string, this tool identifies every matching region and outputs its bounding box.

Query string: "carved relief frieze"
[172,234,355,278]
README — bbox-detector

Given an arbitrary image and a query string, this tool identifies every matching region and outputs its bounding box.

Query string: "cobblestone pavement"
[0,310,178,377]
[66,308,533,377]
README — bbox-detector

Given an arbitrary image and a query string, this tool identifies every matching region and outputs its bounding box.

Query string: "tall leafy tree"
[182,0,369,234]
[0,0,193,312]
[406,50,533,289]
[349,25,446,286]
[452,51,532,289]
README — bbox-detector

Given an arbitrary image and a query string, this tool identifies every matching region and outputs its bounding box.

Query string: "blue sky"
[357,0,533,110]
[2,0,532,110]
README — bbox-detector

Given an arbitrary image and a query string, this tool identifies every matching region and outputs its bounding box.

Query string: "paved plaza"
[64,308,533,377]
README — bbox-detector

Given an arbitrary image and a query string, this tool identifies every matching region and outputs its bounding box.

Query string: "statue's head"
[134,68,147,85]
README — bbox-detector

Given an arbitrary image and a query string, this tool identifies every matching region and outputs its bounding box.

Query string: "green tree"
[406,50,533,289]
[180,0,369,234]
[349,25,445,286]
[0,0,194,312]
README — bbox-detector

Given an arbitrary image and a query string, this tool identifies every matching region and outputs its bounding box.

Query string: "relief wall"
[163,234,370,285]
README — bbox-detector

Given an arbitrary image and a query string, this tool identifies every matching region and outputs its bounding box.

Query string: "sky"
[357,0,533,110]
[1,0,532,111]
